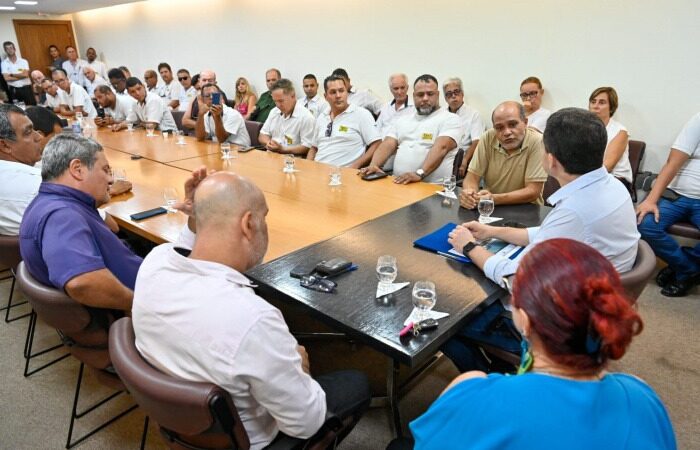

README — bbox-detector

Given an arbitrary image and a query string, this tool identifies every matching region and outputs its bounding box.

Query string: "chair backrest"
[245,120,262,147]
[0,234,21,272]
[452,148,465,181]
[619,240,657,301]
[542,176,561,206]
[109,317,250,450]
[628,140,646,180]
[15,262,113,370]
[172,110,185,132]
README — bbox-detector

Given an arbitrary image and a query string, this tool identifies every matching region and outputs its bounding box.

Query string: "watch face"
[416,169,425,177]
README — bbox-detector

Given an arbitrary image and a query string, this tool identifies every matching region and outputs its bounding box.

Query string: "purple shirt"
[19,183,142,290]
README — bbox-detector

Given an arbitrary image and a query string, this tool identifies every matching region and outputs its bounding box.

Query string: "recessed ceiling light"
[0,6,17,9]
[14,1,38,4]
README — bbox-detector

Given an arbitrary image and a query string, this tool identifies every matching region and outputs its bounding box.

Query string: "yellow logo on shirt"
[339,125,349,132]
[421,133,433,141]
[285,134,293,145]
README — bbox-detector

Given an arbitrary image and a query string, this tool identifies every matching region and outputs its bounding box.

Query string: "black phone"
[290,260,319,279]
[211,92,221,105]
[130,207,167,221]
[362,172,388,181]
[315,258,352,276]
[96,107,105,118]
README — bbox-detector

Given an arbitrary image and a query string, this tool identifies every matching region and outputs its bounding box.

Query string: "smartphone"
[97,107,105,118]
[362,172,388,181]
[211,92,221,105]
[130,207,167,221]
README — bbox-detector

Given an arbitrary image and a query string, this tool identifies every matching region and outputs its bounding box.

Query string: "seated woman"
[233,77,257,120]
[404,239,676,450]
[589,86,633,193]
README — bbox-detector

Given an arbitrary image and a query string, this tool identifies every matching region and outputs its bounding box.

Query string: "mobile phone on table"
[130,207,167,221]
[211,92,221,105]
[362,172,388,181]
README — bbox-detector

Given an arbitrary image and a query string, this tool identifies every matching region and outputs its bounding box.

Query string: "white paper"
[403,308,450,326]
[436,190,458,199]
[478,216,503,224]
[376,281,410,298]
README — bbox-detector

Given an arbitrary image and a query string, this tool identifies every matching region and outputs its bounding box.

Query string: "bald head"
[194,172,266,229]
[31,70,45,85]
[200,70,217,85]
[491,101,526,123]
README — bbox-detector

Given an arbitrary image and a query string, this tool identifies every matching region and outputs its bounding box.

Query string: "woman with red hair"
[405,239,676,450]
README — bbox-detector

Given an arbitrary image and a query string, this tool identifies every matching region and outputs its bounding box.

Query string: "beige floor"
[0,274,698,450]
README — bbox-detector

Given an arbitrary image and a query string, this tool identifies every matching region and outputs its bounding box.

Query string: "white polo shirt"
[62,59,88,86]
[87,59,108,80]
[203,104,251,147]
[1,57,31,88]
[669,112,700,199]
[260,103,315,149]
[105,95,136,122]
[376,98,415,138]
[297,94,326,118]
[312,103,380,167]
[317,89,384,116]
[61,82,97,118]
[131,91,177,131]
[526,107,551,133]
[451,103,485,149]
[44,91,66,109]
[0,160,41,235]
[84,75,109,97]
[163,79,185,109]
[180,86,197,112]
[606,119,632,183]
[388,108,463,184]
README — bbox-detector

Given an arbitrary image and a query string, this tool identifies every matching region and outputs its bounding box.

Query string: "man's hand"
[464,221,495,241]
[94,117,107,127]
[210,104,223,118]
[459,188,479,209]
[448,224,477,251]
[266,139,282,152]
[109,180,132,196]
[111,122,126,132]
[174,166,211,217]
[357,164,384,177]
[636,199,660,224]
[297,345,310,374]
[393,172,421,184]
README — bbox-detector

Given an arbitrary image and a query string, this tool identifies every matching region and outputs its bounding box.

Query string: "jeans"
[638,195,700,280]
[441,301,521,373]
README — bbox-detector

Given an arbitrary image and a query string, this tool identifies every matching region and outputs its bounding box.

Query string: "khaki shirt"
[468,127,547,204]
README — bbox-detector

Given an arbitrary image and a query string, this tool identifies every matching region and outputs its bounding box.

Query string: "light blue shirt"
[484,168,639,286]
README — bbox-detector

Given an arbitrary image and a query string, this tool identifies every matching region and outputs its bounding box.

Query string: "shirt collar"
[547,167,609,205]
[39,182,97,209]
[390,97,413,109]
[169,245,256,288]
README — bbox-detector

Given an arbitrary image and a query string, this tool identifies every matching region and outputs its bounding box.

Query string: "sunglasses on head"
[325,121,333,138]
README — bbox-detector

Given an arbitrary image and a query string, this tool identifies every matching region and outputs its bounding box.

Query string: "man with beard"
[359,74,462,184]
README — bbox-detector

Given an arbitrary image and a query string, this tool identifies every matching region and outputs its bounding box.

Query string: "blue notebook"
[413,223,523,264]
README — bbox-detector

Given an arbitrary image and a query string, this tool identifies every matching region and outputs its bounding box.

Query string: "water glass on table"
[376,255,398,288]
[442,175,457,196]
[145,122,156,137]
[221,142,232,160]
[163,187,179,213]
[175,130,186,145]
[126,120,134,132]
[111,168,126,182]
[478,194,495,223]
[329,166,342,186]
[412,281,437,321]
[283,154,295,173]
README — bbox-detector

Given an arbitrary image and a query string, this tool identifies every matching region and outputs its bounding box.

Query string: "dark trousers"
[8,85,36,106]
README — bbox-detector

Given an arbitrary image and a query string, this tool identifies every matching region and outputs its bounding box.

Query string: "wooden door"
[13,20,77,76]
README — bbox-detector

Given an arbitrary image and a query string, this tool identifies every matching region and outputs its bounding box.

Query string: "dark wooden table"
[248,194,550,434]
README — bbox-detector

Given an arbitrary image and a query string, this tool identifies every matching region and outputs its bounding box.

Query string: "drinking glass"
[163,187,179,213]
[443,175,457,196]
[126,120,134,132]
[221,142,232,160]
[175,130,186,145]
[75,111,83,121]
[376,255,398,288]
[329,166,342,186]
[412,281,437,321]
[111,168,126,182]
[478,194,495,223]
[283,154,295,173]
[161,130,170,140]
[145,122,156,137]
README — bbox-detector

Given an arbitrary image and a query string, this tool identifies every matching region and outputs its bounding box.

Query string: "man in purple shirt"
[19,134,141,311]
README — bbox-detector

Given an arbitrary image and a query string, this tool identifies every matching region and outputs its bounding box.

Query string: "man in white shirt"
[375,73,415,138]
[30,70,46,105]
[94,85,136,129]
[82,66,108,97]
[118,77,177,132]
[61,46,87,87]
[176,68,197,112]
[108,68,129,98]
[41,79,63,112]
[520,76,551,133]
[143,70,163,96]
[360,74,463,184]
[296,74,325,118]
[444,107,639,372]
[132,170,370,450]
[195,83,250,147]
[637,112,700,297]
[52,68,97,118]
[331,68,383,116]
[443,77,485,177]
[1,41,34,105]
[307,75,381,168]
[157,62,185,111]
[85,47,108,80]
[259,79,315,156]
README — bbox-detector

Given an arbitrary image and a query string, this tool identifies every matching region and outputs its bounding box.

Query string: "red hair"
[512,239,643,372]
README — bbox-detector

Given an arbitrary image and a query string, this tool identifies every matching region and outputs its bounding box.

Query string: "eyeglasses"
[445,89,462,98]
[178,76,189,81]
[325,121,333,138]
[519,90,540,100]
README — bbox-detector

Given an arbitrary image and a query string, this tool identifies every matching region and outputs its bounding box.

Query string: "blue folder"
[413,223,521,264]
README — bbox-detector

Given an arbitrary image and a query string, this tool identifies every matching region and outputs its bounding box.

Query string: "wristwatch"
[462,241,477,256]
[415,168,426,179]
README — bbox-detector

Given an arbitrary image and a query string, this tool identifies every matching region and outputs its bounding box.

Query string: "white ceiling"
[0,0,142,15]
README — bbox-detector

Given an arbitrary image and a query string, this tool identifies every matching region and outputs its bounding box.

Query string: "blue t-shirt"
[410,372,676,450]
[19,182,142,290]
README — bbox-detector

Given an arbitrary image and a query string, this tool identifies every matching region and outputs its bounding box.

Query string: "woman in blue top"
[405,239,676,450]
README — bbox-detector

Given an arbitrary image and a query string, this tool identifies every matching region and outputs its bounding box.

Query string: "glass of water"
[145,122,156,137]
[412,281,437,321]
[111,168,126,181]
[75,111,83,121]
[376,255,398,288]
[176,130,186,145]
[443,175,457,196]
[478,194,495,223]
[329,166,342,186]
[126,120,134,132]
[283,154,295,173]
[163,187,178,213]
[221,142,231,160]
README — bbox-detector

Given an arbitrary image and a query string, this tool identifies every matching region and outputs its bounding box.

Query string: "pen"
[399,322,414,338]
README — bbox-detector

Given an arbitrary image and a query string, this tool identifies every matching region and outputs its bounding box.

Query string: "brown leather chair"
[172,110,186,132]
[542,175,561,206]
[15,262,140,449]
[452,148,465,185]
[245,120,263,147]
[628,140,646,202]
[0,234,29,322]
[109,317,344,450]
[619,240,657,302]
[668,222,700,240]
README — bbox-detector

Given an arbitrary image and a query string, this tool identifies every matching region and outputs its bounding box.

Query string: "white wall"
[9,0,700,171]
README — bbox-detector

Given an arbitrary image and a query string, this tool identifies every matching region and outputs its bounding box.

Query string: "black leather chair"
[245,121,263,147]
[628,140,646,202]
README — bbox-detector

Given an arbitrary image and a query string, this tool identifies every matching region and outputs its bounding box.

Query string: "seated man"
[41,78,64,112]
[176,68,197,112]
[157,62,184,111]
[443,77,485,177]
[94,85,136,129]
[330,68,383,117]
[108,67,129,98]
[19,134,142,313]
[637,112,700,297]
[143,69,162,95]
[132,170,371,449]
[182,69,227,131]
[360,74,462,184]
[85,47,108,80]
[307,75,381,168]
[250,68,281,124]
[444,108,639,372]
[52,68,97,118]
[83,66,108,97]
[296,74,324,118]
[375,73,415,138]
[123,77,177,132]
[259,79,315,156]
[460,101,547,209]
[30,70,46,105]
[195,83,251,147]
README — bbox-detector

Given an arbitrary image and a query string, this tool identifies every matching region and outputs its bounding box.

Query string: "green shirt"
[251,91,275,123]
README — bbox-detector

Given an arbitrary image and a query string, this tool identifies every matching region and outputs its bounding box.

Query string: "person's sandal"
[661,274,700,297]
[656,266,676,287]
